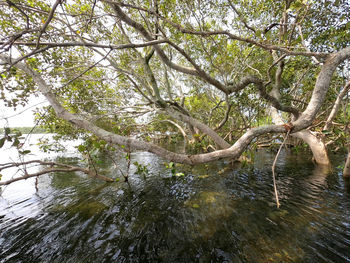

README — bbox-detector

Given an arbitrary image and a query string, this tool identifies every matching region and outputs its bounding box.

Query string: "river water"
[1,135,350,262]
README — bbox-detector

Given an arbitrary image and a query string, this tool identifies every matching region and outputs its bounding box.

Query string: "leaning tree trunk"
[292,130,329,165]
[267,7,331,166]
[268,48,330,165]
[344,149,350,177]
[1,43,349,166]
[270,107,330,165]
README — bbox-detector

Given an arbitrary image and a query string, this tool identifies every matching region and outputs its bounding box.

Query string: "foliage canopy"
[0,0,349,173]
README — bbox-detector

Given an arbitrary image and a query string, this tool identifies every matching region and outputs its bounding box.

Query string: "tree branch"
[105,1,329,58]
[0,39,169,50]
[35,0,62,48]
[1,45,349,165]
[323,80,350,131]
[0,160,114,186]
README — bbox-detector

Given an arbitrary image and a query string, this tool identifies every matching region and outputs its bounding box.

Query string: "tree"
[0,0,349,183]
[345,150,350,177]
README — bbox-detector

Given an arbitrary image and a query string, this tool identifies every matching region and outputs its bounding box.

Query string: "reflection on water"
[1,146,350,262]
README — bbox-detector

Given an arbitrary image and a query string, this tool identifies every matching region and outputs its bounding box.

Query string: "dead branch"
[0,160,114,186]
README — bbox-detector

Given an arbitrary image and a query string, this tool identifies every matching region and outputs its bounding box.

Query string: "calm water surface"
[1,136,350,262]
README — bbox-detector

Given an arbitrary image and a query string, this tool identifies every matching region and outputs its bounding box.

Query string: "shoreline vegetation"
[0,127,47,134]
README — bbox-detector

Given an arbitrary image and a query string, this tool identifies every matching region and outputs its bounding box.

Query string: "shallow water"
[1,143,350,262]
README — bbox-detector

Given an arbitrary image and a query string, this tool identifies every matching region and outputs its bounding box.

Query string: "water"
[1,137,350,262]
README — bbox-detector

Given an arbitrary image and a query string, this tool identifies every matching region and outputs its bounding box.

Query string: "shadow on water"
[1,149,350,262]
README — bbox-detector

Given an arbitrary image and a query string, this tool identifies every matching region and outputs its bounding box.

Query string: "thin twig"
[86,151,98,176]
[36,0,62,48]
[58,49,112,90]
[271,130,290,208]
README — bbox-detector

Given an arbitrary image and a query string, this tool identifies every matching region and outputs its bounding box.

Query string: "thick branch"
[294,47,350,129]
[323,80,350,131]
[105,1,328,58]
[229,75,300,117]
[164,107,231,149]
[1,45,349,165]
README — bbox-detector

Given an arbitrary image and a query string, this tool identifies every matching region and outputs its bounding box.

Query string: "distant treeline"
[0,127,47,134]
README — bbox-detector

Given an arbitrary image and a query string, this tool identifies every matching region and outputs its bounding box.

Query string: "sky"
[0,95,48,127]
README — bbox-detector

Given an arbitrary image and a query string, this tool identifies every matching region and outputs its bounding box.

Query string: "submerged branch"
[0,160,114,186]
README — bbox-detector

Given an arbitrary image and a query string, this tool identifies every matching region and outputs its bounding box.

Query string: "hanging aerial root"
[271,130,291,208]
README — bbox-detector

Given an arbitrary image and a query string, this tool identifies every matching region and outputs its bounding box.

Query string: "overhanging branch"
[0,45,349,165]
[106,1,329,58]
[0,39,169,50]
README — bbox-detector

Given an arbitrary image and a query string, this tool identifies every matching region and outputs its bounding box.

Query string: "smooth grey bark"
[323,80,350,131]
[293,47,350,130]
[269,59,329,165]
[270,107,330,165]
[164,107,231,149]
[344,150,350,177]
[292,130,329,165]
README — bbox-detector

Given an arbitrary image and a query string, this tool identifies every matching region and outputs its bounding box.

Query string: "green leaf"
[4,127,10,136]
[19,150,31,155]
[0,137,5,148]
[12,138,20,147]
[77,145,86,152]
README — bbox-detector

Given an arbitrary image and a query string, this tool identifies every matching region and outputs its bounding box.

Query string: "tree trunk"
[344,150,350,177]
[292,130,329,165]
[270,107,330,165]
[268,53,330,165]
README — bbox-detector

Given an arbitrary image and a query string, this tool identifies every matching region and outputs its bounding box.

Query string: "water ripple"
[1,151,350,262]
